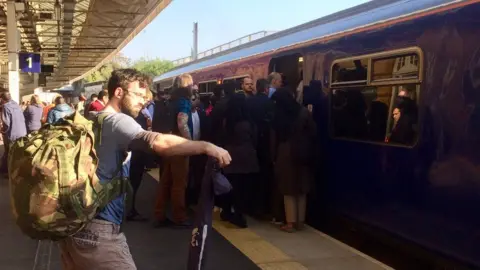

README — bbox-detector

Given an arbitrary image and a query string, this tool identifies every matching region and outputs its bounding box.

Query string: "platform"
[0,140,393,269]
[146,168,393,270]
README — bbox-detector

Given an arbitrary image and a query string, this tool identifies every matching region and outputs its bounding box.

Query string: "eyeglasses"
[128,91,146,100]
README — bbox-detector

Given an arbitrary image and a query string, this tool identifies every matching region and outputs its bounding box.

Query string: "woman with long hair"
[271,88,317,232]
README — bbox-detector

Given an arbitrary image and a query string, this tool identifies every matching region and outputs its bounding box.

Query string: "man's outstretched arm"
[129,131,231,167]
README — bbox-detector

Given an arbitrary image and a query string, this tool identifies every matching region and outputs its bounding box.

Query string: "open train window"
[331,58,368,86]
[269,53,303,89]
[329,47,423,147]
[371,52,420,84]
[198,80,219,93]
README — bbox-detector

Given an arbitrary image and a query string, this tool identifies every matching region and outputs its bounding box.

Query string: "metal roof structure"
[0,0,172,96]
[154,0,464,82]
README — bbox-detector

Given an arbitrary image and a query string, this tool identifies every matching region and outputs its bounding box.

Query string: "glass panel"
[207,81,217,92]
[198,83,207,93]
[331,58,368,84]
[331,84,419,146]
[372,53,419,82]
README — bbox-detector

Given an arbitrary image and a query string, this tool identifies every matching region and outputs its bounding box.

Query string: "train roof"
[154,0,462,83]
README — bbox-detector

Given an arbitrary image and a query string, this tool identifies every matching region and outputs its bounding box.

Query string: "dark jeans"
[129,151,146,212]
[254,160,273,217]
[222,173,256,218]
[186,155,207,206]
[1,138,10,173]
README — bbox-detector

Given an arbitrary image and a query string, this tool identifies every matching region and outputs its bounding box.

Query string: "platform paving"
[0,143,259,270]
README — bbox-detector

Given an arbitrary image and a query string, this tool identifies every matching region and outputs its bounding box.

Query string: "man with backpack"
[59,69,231,269]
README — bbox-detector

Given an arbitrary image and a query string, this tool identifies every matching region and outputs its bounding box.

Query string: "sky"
[121,0,370,62]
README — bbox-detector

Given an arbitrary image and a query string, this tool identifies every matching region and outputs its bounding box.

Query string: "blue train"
[154,0,480,267]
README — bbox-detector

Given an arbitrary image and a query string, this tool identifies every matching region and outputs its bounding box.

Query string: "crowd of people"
[0,70,320,235]
[126,72,319,233]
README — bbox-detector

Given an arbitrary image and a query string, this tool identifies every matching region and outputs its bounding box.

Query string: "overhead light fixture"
[54,0,61,21]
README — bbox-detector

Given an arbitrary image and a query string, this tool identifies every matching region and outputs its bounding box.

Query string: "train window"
[331,85,419,146]
[331,58,368,86]
[372,53,420,82]
[198,80,219,93]
[199,83,208,93]
[330,47,422,147]
[207,81,217,92]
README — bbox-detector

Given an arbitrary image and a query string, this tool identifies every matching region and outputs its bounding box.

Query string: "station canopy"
[0,0,172,96]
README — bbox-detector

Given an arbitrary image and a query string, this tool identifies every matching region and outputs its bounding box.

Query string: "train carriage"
[153,0,480,268]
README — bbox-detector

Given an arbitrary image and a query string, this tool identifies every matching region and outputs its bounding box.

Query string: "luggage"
[8,111,123,240]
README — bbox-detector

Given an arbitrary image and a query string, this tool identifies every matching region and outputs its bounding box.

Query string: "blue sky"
[121,0,370,61]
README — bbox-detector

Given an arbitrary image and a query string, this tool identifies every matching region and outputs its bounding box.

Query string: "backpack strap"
[92,112,132,210]
[93,112,110,148]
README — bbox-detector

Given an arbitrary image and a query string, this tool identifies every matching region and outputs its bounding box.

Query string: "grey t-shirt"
[95,112,144,224]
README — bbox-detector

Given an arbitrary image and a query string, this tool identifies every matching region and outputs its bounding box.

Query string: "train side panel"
[153,3,480,266]
[305,4,480,267]
[190,56,271,84]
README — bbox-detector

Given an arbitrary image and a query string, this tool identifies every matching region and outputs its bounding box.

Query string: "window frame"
[222,74,250,84]
[222,74,250,90]
[198,79,218,93]
[328,47,424,148]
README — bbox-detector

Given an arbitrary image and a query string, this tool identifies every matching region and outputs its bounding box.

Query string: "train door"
[268,53,304,89]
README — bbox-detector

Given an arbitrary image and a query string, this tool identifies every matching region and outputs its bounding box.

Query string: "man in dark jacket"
[0,88,27,173]
[248,79,274,218]
[152,88,172,134]
[187,91,209,206]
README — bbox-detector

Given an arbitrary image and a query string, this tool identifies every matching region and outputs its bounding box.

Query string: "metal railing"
[172,30,276,66]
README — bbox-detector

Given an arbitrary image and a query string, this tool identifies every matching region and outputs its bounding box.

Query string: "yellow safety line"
[211,211,308,270]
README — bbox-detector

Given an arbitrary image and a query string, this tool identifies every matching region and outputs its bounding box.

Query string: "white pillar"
[7,1,19,103]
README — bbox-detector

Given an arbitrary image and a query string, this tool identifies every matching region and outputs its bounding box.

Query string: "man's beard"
[120,96,140,118]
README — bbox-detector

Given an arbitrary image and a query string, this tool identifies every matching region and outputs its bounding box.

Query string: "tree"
[84,53,131,83]
[132,57,174,78]
[83,55,174,83]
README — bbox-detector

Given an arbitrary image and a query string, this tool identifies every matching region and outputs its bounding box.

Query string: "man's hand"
[205,143,231,167]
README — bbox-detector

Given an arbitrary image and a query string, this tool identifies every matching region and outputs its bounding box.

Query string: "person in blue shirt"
[47,96,74,124]
[58,69,232,270]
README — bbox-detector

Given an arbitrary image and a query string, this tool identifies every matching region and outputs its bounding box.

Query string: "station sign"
[19,53,41,73]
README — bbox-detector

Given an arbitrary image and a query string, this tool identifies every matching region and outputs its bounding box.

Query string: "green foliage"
[83,55,174,84]
[132,57,175,78]
[84,54,131,83]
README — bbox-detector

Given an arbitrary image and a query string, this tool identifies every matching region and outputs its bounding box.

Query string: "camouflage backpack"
[8,111,124,240]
